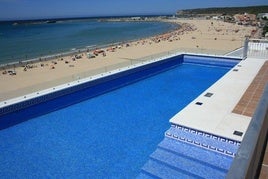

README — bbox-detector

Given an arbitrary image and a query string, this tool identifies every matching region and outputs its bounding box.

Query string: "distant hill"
[177,5,268,16]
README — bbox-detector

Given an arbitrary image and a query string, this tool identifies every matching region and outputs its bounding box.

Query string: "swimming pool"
[0,54,239,178]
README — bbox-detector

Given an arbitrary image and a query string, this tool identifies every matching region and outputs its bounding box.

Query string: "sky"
[0,0,268,21]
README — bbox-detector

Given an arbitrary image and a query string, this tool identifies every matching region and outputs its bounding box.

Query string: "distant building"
[257,13,268,20]
[233,13,256,25]
[131,17,141,21]
[223,15,235,22]
[212,16,221,20]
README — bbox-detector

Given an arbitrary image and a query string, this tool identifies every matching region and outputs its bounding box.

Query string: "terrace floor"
[233,61,268,179]
[235,61,268,178]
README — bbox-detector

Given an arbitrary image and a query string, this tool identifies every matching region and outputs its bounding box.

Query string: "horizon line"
[0,13,174,22]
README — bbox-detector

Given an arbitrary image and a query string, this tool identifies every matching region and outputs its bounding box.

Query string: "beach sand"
[0,19,258,101]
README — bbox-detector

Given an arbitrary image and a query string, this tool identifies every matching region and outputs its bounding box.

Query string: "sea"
[0,17,178,65]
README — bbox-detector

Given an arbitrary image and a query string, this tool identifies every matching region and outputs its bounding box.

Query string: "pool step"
[139,125,241,178]
[137,172,158,179]
[158,138,232,171]
[151,148,226,178]
[140,159,197,179]
[138,137,232,179]
[165,125,240,157]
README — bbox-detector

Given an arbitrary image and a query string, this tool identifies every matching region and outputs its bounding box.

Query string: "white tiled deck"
[170,57,267,141]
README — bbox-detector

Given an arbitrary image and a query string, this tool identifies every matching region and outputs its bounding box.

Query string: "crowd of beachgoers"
[0,22,197,74]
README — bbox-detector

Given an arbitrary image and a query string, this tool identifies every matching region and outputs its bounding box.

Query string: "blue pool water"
[0,56,238,178]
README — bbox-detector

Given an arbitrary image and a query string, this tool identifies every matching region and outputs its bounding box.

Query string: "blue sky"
[0,0,268,20]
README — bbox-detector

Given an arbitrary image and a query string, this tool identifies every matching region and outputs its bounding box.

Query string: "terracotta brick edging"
[233,61,268,117]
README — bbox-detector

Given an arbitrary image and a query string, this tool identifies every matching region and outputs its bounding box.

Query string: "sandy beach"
[0,19,258,101]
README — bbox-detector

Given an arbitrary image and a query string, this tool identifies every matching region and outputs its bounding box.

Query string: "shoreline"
[0,18,259,101]
[0,20,179,67]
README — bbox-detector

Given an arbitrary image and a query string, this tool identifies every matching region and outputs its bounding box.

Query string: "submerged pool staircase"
[138,125,240,178]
